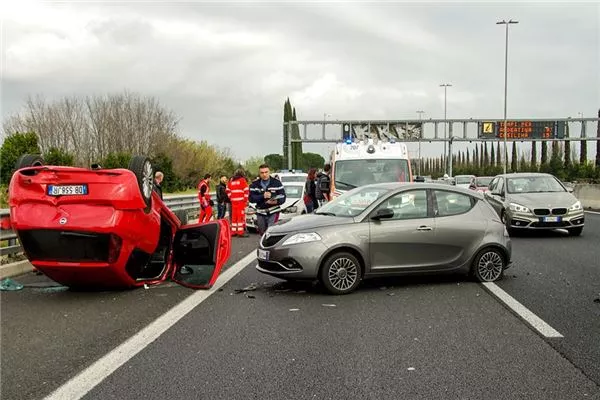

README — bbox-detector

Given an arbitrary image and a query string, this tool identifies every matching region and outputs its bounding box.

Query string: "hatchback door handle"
[417,226,433,231]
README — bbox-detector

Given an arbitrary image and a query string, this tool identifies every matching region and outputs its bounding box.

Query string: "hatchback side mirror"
[371,208,394,220]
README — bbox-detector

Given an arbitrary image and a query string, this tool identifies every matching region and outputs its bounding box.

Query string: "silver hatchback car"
[484,173,585,236]
[256,183,512,295]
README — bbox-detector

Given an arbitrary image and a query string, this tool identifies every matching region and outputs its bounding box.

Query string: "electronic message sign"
[478,120,565,139]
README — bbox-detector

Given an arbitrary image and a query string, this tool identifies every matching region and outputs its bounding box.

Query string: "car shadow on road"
[243,272,479,298]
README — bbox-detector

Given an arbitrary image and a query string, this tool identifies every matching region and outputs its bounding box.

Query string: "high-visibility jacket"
[226,177,249,204]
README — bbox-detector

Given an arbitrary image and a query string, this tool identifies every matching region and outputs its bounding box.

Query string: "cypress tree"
[511,142,518,172]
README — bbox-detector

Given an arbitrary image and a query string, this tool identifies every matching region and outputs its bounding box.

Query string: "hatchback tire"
[471,247,505,282]
[128,155,153,213]
[319,251,362,295]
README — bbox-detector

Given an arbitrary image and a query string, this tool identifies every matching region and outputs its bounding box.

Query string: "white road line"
[44,250,257,400]
[481,282,563,339]
[584,210,600,215]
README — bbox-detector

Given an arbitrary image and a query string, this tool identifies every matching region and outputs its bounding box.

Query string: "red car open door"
[170,219,231,289]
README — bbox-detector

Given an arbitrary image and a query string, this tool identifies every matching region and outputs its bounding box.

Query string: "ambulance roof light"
[345,138,352,144]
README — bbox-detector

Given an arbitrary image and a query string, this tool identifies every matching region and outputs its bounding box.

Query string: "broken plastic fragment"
[0,278,23,291]
[234,283,258,294]
[289,308,300,312]
[407,367,415,371]
[321,304,336,307]
[246,294,256,299]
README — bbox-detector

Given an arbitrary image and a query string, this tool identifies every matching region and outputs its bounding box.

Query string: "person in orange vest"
[197,173,213,223]
[226,168,250,237]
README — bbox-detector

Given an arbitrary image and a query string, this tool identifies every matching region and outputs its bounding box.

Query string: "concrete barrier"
[573,184,600,210]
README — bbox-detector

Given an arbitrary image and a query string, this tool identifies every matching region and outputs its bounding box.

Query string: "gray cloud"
[2,1,598,163]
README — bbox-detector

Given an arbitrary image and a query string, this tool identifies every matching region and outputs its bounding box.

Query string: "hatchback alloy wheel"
[320,252,362,295]
[472,248,505,282]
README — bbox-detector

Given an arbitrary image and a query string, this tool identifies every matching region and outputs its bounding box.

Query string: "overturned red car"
[8,154,231,290]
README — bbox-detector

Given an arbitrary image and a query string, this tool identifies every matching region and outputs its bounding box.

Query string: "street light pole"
[416,110,425,176]
[497,19,519,174]
[439,83,452,175]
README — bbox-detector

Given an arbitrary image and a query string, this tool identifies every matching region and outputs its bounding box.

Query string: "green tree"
[483,142,489,168]
[291,107,303,170]
[541,141,548,165]
[151,152,180,192]
[496,141,501,167]
[490,143,495,167]
[549,141,564,179]
[531,141,537,171]
[519,153,527,172]
[564,123,571,170]
[300,152,325,171]
[102,152,132,169]
[282,98,292,168]
[264,154,284,171]
[243,156,265,180]
[511,142,518,172]
[0,132,41,185]
[44,147,75,166]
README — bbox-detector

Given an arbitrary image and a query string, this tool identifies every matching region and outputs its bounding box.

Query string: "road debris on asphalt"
[322,304,336,307]
[0,278,23,291]
[234,283,258,294]
[289,308,300,312]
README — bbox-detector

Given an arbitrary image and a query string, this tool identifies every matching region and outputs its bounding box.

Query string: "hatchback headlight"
[509,203,530,213]
[569,201,582,212]
[281,232,321,246]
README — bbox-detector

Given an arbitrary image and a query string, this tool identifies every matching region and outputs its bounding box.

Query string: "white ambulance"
[329,138,413,199]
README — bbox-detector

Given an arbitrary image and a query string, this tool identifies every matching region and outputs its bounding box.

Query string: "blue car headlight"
[281,232,321,246]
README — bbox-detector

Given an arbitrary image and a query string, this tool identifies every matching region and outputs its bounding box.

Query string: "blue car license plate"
[542,216,561,223]
[47,185,88,196]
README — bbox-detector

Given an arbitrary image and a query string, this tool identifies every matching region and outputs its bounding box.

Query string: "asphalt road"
[497,211,600,386]
[0,235,260,400]
[2,213,600,400]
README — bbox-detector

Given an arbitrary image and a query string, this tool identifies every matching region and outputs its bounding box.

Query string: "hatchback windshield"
[475,177,493,187]
[455,176,473,184]
[334,159,410,190]
[506,176,566,194]
[284,185,303,198]
[315,186,391,217]
[279,175,306,183]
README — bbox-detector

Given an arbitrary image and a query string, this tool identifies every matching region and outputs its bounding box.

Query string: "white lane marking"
[482,282,563,338]
[584,210,600,215]
[44,250,257,400]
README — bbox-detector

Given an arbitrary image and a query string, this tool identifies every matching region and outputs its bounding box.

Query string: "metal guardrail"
[0,192,216,257]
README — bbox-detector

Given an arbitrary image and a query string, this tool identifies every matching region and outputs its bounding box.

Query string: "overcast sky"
[2,0,599,163]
